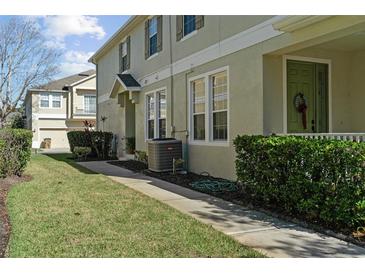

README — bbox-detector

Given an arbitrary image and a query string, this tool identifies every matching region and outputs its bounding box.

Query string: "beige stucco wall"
[31,91,68,115]
[348,50,365,132]
[170,16,273,62]
[71,76,96,120]
[28,76,96,149]
[131,44,264,179]
[95,15,365,180]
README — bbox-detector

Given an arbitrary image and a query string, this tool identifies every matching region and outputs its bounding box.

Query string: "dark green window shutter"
[176,15,183,41]
[126,36,131,69]
[157,16,163,52]
[144,20,149,59]
[119,43,123,72]
[196,15,204,30]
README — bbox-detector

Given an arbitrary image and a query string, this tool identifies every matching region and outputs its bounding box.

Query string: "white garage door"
[39,129,70,149]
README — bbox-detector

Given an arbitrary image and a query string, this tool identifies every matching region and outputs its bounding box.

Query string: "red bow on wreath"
[294,93,308,129]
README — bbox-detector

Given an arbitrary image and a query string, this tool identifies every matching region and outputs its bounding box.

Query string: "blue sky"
[0,15,130,77]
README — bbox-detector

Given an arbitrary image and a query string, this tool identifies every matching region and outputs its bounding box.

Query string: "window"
[191,78,205,140]
[119,36,130,72]
[189,68,229,144]
[148,17,158,56]
[146,89,167,139]
[121,42,128,72]
[146,94,155,139]
[183,15,196,36]
[52,94,61,108]
[177,16,204,41]
[40,93,62,108]
[40,94,49,108]
[211,72,228,140]
[84,95,96,114]
[158,91,166,138]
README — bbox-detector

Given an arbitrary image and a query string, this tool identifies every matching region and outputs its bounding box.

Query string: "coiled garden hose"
[190,180,238,193]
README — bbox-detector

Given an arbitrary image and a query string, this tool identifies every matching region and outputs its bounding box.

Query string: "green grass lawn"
[6,154,263,258]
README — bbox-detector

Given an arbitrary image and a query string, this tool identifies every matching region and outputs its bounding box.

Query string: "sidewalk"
[77,160,365,258]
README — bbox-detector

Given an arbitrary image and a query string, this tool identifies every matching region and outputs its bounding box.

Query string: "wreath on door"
[293,92,308,129]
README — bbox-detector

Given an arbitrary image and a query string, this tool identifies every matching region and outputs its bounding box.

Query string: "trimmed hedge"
[0,128,32,178]
[67,131,113,159]
[234,135,365,231]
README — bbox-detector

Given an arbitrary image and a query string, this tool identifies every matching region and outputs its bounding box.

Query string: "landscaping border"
[107,160,365,248]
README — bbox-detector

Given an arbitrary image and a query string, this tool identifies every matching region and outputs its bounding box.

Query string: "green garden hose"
[190,180,238,193]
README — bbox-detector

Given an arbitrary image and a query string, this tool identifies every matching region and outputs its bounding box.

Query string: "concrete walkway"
[77,160,365,258]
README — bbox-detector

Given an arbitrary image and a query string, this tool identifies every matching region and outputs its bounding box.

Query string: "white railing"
[282,133,365,142]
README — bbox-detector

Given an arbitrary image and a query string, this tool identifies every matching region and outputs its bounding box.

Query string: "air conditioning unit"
[148,138,182,172]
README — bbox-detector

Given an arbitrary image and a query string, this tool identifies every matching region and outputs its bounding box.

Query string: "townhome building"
[89,16,365,179]
[25,70,96,149]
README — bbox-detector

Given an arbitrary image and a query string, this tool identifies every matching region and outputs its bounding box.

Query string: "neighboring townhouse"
[89,16,365,179]
[25,70,96,149]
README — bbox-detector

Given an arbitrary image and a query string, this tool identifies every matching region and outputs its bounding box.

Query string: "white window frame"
[188,66,229,146]
[148,16,158,57]
[39,92,62,109]
[83,94,96,114]
[145,87,167,141]
[120,40,128,72]
[39,93,50,108]
[51,94,62,108]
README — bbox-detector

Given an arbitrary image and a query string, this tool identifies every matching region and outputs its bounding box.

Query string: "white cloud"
[43,16,105,48]
[64,50,94,64]
[59,50,95,77]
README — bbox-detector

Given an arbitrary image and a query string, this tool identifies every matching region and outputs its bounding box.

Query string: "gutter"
[273,15,333,32]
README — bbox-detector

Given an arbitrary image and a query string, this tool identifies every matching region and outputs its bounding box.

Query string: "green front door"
[287,60,328,133]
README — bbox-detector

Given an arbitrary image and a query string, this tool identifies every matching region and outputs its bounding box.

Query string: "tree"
[10,113,25,129]
[0,17,60,127]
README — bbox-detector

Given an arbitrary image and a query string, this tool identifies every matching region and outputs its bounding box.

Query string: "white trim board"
[282,55,332,134]
[33,113,67,120]
[137,16,286,88]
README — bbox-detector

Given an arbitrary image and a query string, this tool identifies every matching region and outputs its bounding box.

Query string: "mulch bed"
[0,175,31,257]
[108,160,148,173]
[107,159,365,247]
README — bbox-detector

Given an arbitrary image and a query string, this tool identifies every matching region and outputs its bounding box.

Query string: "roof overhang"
[273,16,333,32]
[66,74,96,87]
[28,88,68,93]
[109,74,141,105]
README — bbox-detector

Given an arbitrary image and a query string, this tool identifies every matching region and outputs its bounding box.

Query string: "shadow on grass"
[43,153,98,175]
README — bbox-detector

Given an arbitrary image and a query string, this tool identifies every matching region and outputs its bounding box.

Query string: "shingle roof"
[117,73,141,88]
[37,69,96,90]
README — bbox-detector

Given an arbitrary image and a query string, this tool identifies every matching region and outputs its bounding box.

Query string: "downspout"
[95,63,99,131]
[169,16,191,170]
[168,15,174,136]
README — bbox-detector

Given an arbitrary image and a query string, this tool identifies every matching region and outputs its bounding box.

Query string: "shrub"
[73,146,92,160]
[126,137,135,154]
[135,150,148,163]
[234,135,365,231]
[0,128,32,177]
[10,114,25,129]
[67,131,113,160]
